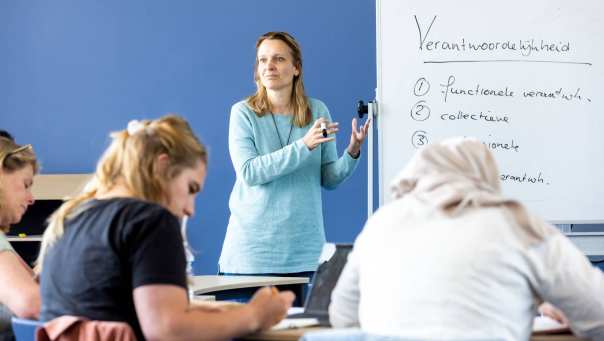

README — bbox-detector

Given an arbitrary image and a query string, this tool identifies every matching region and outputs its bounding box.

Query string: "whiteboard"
[376,0,604,223]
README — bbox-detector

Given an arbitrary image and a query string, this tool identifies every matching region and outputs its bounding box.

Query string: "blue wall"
[0,1,376,274]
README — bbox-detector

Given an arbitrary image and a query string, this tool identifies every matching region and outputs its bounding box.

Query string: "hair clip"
[7,144,33,156]
[127,120,145,136]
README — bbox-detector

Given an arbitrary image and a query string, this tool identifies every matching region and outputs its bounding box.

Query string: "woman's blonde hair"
[0,137,39,233]
[36,115,207,272]
[246,31,311,127]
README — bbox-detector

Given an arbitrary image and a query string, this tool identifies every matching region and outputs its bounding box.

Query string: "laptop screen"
[304,244,353,314]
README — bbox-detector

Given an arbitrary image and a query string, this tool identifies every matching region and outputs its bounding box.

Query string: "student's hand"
[539,302,569,326]
[303,118,338,151]
[247,286,295,331]
[347,117,371,158]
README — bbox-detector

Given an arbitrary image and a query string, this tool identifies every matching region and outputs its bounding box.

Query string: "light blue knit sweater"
[219,98,359,273]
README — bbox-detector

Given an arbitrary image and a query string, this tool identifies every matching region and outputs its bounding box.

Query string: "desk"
[532,335,583,341]
[244,328,583,341]
[190,275,309,306]
[243,327,325,341]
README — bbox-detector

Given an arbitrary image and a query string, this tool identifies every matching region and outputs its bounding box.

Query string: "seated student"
[36,115,294,341]
[0,136,40,338]
[329,137,604,341]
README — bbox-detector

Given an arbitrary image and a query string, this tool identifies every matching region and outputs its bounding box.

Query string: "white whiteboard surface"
[377,0,603,223]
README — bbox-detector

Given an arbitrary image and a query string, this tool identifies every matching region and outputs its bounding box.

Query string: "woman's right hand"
[303,118,338,150]
[248,286,295,331]
[539,302,569,326]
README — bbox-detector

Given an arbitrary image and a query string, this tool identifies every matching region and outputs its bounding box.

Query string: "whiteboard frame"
[376,0,385,208]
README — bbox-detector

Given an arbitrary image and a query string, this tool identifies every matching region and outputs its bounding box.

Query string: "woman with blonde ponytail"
[38,115,294,340]
[220,31,371,277]
[0,135,40,339]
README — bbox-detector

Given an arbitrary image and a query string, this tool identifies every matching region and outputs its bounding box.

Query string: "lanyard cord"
[270,113,294,149]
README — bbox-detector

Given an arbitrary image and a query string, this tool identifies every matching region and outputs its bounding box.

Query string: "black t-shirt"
[40,198,187,340]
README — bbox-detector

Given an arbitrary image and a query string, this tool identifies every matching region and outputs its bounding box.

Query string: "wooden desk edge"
[244,327,583,341]
[243,326,326,341]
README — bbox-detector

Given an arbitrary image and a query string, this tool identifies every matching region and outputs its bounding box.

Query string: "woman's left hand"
[347,117,371,158]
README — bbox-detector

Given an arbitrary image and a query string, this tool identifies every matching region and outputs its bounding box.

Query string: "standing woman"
[0,137,40,339]
[219,32,370,276]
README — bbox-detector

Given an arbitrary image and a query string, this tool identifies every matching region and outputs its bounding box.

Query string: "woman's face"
[257,39,300,93]
[163,159,206,220]
[0,164,35,226]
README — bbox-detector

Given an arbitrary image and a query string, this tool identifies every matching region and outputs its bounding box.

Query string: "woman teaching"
[219,31,370,276]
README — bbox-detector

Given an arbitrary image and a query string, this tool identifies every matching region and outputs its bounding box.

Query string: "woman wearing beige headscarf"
[329,137,604,341]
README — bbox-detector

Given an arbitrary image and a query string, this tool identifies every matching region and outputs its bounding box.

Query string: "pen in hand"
[320,122,327,138]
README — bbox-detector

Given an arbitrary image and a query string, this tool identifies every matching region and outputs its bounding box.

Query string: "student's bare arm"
[0,251,40,318]
[134,284,294,341]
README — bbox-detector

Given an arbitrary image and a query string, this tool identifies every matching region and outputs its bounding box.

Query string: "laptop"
[286,244,353,327]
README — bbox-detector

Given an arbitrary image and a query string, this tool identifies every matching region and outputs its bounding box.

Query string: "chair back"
[11,317,44,341]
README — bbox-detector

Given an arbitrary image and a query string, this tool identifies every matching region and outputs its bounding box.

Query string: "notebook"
[285,244,353,327]
[532,315,570,334]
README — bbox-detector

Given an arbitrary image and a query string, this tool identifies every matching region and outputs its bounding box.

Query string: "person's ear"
[154,154,170,178]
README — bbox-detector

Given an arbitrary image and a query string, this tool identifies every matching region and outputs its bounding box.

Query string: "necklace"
[270,113,294,148]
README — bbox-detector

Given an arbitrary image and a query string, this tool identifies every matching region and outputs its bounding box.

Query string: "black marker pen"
[320,122,327,137]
